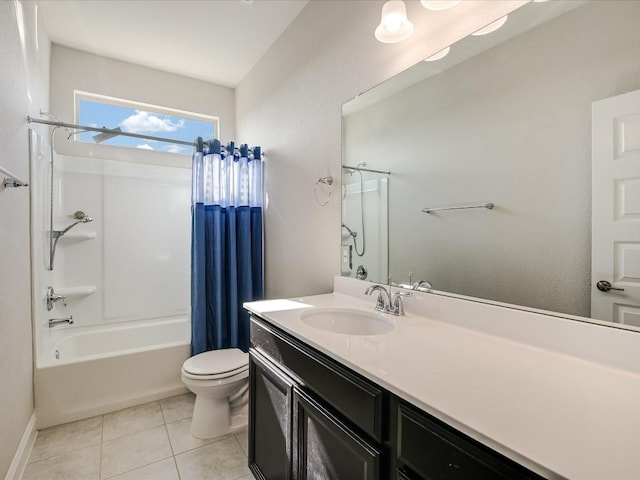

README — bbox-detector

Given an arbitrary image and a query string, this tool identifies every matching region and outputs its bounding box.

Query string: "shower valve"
[46,286,66,311]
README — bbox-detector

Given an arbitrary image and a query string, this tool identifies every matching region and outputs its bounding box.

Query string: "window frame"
[73,90,220,156]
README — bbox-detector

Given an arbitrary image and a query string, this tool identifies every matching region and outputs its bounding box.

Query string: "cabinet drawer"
[395,400,544,480]
[250,315,384,442]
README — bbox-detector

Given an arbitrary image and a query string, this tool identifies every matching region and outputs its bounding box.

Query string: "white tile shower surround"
[23,393,252,480]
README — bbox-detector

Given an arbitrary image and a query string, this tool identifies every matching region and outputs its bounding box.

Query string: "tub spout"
[49,316,73,328]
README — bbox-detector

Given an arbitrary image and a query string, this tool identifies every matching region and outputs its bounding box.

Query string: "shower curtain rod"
[27,116,263,156]
[27,116,197,146]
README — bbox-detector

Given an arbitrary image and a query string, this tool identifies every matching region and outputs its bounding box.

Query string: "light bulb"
[424,46,450,62]
[375,0,414,44]
[420,0,460,11]
[472,15,508,36]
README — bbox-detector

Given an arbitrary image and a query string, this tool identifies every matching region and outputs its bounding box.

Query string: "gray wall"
[236,0,522,299]
[0,1,50,476]
[344,1,640,318]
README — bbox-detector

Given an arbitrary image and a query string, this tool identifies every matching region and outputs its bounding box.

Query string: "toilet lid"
[183,348,248,376]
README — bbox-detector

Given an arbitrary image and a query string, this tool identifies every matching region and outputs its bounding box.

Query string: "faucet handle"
[46,286,67,311]
[392,291,411,315]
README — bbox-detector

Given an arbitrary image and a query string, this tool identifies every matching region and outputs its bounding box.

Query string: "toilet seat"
[182,348,248,379]
[181,366,249,382]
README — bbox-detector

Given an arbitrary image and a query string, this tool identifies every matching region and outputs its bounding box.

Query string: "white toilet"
[181,348,249,439]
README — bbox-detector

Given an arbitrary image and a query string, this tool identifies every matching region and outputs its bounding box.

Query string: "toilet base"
[189,395,249,439]
[189,394,230,439]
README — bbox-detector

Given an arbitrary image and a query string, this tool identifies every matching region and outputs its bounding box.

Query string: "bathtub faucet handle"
[46,286,66,311]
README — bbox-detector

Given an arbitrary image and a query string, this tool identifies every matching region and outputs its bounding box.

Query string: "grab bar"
[422,202,494,214]
[1,165,29,188]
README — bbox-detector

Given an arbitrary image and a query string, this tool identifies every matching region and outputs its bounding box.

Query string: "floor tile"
[166,417,232,455]
[101,425,173,479]
[103,402,164,441]
[29,416,102,463]
[104,457,179,480]
[23,444,100,480]
[160,393,195,423]
[233,428,249,457]
[175,436,252,480]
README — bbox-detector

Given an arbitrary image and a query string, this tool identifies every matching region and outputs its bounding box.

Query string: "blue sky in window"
[77,100,216,155]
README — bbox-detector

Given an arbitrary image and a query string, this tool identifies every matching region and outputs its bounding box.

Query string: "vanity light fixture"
[424,46,450,61]
[375,0,414,44]
[471,15,508,36]
[420,0,460,11]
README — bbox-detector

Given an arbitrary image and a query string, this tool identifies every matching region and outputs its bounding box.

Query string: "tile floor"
[23,393,252,480]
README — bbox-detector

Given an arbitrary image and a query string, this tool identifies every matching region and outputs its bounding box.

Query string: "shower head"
[49,212,94,270]
[56,212,94,237]
[345,162,367,175]
[68,210,92,222]
[342,224,357,238]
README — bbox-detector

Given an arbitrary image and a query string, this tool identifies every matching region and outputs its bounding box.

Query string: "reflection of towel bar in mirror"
[422,202,494,214]
[342,165,390,175]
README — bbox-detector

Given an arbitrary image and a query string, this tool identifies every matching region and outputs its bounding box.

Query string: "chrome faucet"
[49,316,73,328]
[412,280,433,292]
[365,283,409,316]
[365,284,392,312]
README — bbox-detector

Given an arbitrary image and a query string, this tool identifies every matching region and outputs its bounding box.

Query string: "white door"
[592,89,640,326]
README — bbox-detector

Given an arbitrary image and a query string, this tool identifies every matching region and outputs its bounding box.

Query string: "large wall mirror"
[342,0,640,330]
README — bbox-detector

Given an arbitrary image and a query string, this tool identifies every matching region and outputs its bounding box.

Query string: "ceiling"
[37,0,309,88]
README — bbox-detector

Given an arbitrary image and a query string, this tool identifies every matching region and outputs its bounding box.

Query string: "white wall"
[236,0,525,299]
[343,1,640,318]
[50,45,236,165]
[0,1,50,476]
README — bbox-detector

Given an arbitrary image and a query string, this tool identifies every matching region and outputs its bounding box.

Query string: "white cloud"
[164,144,187,154]
[120,110,185,134]
[137,143,154,150]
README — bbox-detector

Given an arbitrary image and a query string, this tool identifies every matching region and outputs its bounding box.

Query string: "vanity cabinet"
[391,399,544,480]
[248,313,545,480]
[248,315,383,480]
[249,349,295,480]
[294,388,381,479]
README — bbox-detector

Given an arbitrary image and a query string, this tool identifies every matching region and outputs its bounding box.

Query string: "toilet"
[181,348,249,439]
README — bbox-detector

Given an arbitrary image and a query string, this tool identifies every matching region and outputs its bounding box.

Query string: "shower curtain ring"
[314,176,333,206]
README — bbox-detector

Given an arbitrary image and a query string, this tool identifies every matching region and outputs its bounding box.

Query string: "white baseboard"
[4,412,37,480]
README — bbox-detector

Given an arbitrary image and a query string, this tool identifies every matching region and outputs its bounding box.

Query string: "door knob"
[596,280,625,292]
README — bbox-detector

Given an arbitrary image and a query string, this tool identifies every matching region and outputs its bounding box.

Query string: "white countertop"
[244,277,640,480]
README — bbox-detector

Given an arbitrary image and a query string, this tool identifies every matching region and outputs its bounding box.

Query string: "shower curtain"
[191,138,263,355]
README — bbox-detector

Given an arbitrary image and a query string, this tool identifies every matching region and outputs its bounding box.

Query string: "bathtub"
[35,317,191,429]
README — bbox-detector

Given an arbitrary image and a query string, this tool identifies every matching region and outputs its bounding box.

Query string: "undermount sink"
[300,307,396,335]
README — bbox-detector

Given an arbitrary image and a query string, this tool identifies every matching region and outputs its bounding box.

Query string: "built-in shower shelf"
[56,286,97,299]
[58,232,97,240]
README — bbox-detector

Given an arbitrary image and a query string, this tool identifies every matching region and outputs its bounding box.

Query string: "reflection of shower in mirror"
[342,162,366,257]
[341,164,389,282]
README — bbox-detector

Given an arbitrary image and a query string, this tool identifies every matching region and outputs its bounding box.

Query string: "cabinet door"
[294,387,381,480]
[249,349,295,480]
[394,400,544,480]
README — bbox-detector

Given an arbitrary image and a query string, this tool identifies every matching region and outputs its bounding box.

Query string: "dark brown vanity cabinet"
[248,315,383,480]
[391,399,545,480]
[249,349,295,480]
[248,313,546,480]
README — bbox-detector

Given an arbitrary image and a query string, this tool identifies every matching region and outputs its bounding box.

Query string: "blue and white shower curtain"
[191,138,263,355]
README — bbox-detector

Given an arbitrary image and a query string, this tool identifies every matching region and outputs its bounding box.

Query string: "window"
[75,91,219,156]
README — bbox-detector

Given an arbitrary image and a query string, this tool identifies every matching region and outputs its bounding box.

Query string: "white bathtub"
[35,317,191,429]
